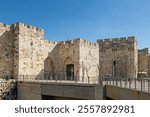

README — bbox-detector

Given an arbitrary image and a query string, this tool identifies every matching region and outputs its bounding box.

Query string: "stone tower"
[0,22,57,79]
[97,37,138,78]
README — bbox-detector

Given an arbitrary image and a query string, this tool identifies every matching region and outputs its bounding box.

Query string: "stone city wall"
[15,22,57,77]
[97,36,138,78]
[45,39,80,80]
[79,39,99,83]
[138,48,149,78]
[0,22,149,81]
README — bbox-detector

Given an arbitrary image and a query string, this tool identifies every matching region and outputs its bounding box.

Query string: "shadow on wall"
[35,69,44,80]
[0,29,14,78]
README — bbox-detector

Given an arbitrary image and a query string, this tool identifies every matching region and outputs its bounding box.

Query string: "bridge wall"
[17,82,41,100]
[17,82,104,100]
[106,85,150,100]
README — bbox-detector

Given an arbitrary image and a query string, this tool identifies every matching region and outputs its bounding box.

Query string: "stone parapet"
[12,22,43,32]
[97,36,135,44]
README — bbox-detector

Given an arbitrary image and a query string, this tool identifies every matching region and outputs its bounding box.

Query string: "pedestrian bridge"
[1,76,150,100]
[103,78,150,100]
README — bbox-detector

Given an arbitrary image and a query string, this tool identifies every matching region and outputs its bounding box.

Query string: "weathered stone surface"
[138,48,149,78]
[97,37,138,78]
[0,22,149,82]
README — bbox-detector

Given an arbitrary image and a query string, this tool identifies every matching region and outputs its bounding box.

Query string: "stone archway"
[63,57,75,80]
[44,57,54,80]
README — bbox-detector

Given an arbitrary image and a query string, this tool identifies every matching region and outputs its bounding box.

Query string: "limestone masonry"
[0,22,150,83]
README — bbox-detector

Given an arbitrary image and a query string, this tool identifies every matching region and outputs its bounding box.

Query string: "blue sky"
[0,0,150,49]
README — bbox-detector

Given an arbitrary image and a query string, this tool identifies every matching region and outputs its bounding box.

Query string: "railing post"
[143,79,145,91]
[124,78,126,88]
[129,79,131,89]
[134,78,136,90]
[106,78,108,85]
[59,74,61,83]
[41,75,43,82]
[148,79,150,92]
[141,79,143,91]
[75,76,77,84]
[113,78,114,85]
[38,75,39,82]
[56,74,57,82]
[144,79,146,91]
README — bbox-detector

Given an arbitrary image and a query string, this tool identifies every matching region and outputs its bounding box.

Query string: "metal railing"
[2,75,150,93]
[16,75,99,84]
[102,77,150,93]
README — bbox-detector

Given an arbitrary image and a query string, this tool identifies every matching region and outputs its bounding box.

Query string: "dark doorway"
[113,61,117,77]
[66,64,74,80]
[41,95,84,100]
[42,95,55,100]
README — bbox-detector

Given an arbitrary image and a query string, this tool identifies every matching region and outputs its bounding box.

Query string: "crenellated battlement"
[11,22,44,32]
[61,38,81,44]
[43,38,57,45]
[59,38,98,48]
[79,38,98,48]
[97,36,137,52]
[97,36,135,44]
[138,48,149,54]
[1,21,150,80]
[0,22,11,32]
[0,22,10,28]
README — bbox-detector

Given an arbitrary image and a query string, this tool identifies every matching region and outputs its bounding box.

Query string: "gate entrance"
[66,64,74,80]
